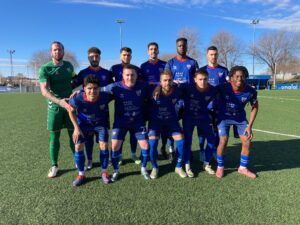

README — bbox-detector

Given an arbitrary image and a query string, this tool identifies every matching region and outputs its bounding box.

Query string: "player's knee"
[99,142,108,150]
[75,144,84,152]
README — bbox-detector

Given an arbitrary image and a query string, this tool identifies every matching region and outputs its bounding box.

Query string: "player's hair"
[83,74,100,87]
[50,41,64,50]
[123,64,136,71]
[207,45,218,52]
[194,69,208,78]
[120,47,132,54]
[229,66,249,78]
[160,70,172,79]
[148,42,159,49]
[176,37,188,44]
[88,47,101,55]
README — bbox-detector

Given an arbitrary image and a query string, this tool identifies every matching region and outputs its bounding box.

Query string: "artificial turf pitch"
[1,90,300,225]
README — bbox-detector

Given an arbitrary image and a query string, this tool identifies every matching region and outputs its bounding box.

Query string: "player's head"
[122,64,137,87]
[160,71,173,92]
[88,47,101,68]
[83,74,100,102]
[50,41,64,62]
[229,66,249,89]
[207,46,218,66]
[120,47,132,64]
[176,38,188,57]
[147,42,159,60]
[193,69,209,89]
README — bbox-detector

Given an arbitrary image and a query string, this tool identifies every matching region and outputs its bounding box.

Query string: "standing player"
[72,47,113,170]
[68,75,112,186]
[110,47,142,165]
[102,64,150,181]
[39,41,75,178]
[165,37,199,170]
[199,46,229,160]
[140,42,169,159]
[148,71,186,179]
[216,66,259,179]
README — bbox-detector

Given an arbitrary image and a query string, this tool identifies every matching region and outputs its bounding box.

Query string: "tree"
[211,31,243,69]
[251,30,300,76]
[177,27,201,62]
[160,53,176,62]
[30,49,79,70]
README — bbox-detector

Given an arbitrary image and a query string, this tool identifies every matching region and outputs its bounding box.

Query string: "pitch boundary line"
[259,96,300,102]
[253,128,300,139]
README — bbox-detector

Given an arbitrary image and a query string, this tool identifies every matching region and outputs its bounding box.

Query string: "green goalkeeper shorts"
[47,106,73,131]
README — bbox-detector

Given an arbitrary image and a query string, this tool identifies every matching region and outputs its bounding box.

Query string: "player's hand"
[73,128,84,144]
[69,90,80,99]
[244,126,253,141]
[59,98,72,111]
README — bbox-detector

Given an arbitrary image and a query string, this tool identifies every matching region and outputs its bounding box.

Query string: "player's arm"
[244,101,259,141]
[67,103,84,143]
[40,81,72,111]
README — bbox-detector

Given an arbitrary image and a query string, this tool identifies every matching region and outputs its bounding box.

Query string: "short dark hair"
[123,64,136,71]
[83,74,100,87]
[207,46,218,52]
[51,41,64,50]
[194,69,208,78]
[148,42,159,49]
[88,47,101,55]
[120,47,132,54]
[160,70,172,78]
[229,66,249,78]
[176,37,187,44]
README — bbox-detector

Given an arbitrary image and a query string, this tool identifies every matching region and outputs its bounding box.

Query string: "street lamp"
[251,19,259,75]
[116,19,125,49]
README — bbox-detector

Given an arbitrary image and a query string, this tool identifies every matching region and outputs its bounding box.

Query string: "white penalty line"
[259,96,300,102]
[253,129,300,139]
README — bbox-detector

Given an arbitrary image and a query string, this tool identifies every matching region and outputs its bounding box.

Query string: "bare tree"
[251,30,300,76]
[177,27,201,62]
[211,31,243,69]
[30,49,79,70]
[160,53,176,62]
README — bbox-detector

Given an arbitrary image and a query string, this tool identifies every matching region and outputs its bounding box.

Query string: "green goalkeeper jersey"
[39,60,75,108]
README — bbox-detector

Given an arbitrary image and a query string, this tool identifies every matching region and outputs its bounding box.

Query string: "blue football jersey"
[200,65,229,87]
[165,56,199,83]
[110,63,143,82]
[69,91,112,128]
[217,82,258,121]
[73,66,113,87]
[102,81,148,127]
[140,59,166,85]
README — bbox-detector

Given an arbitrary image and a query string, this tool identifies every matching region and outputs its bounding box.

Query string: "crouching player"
[148,71,186,178]
[68,75,112,187]
[216,66,259,179]
[181,69,218,176]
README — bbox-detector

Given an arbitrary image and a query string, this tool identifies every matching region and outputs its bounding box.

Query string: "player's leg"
[216,120,230,178]
[129,130,140,164]
[136,126,150,180]
[160,131,169,159]
[148,121,160,179]
[72,135,86,187]
[182,119,194,178]
[97,127,110,184]
[84,132,95,170]
[197,131,205,162]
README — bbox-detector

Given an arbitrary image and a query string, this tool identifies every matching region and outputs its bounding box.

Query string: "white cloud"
[62,0,138,8]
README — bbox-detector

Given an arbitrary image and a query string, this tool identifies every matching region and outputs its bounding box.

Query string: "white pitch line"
[253,129,300,139]
[259,96,300,102]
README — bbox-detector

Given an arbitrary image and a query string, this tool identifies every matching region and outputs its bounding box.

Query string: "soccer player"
[39,41,75,178]
[181,69,218,176]
[102,64,150,181]
[68,75,112,187]
[72,47,113,170]
[165,37,199,163]
[110,47,142,165]
[215,66,259,179]
[148,71,186,179]
[140,42,169,159]
[199,46,229,160]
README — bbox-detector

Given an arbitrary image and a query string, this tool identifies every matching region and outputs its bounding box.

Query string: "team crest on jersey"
[241,97,247,102]
[120,94,124,98]
[225,95,230,100]
[101,75,106,80]
[190,94,194,98]
[83,108,87,112]
[136,90,141,96]
[173,66,177,70]
[187,64,191,70]
[218,72,223,77]
[172,98,177,104]
[67,67,72,73]
[99,105,105,110]
[146,69,150,73]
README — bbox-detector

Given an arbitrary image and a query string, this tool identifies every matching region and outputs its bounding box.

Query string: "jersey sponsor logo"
[136,90,141,96]
[187,64,191,70]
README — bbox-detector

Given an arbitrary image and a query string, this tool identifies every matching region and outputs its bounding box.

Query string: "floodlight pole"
[7,49,15,77]
[251,19,259,75]
[116,19,125,49]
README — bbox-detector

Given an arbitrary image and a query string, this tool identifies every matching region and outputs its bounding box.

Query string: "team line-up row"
[39,39,259,187]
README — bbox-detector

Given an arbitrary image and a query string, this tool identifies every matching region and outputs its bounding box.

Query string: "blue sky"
[1,0,300,76]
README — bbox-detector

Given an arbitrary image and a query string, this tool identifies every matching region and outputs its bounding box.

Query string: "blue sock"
[240,154,249,168]
[75,151,85,172]
[204,143,214,163]
[85,134,94,161]
[217,154,224,168]
[198,135,205,152]
[100,149,109,170]
[141,149,149,168]
[175,139,184,168]
[149,139,159,169]
[111,150,120,170]
[130,134,137,154]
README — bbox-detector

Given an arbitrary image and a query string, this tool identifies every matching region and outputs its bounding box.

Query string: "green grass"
[1,91,300,225]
